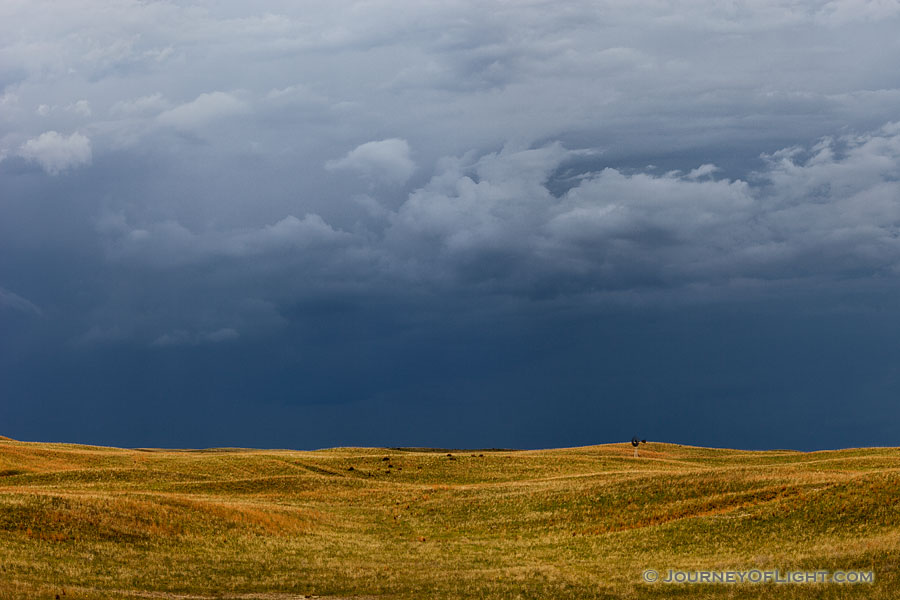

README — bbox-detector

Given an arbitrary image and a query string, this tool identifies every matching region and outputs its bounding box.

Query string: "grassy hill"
[0,438,898,599]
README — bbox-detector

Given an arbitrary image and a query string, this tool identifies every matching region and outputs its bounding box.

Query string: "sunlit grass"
[1,438,898,599]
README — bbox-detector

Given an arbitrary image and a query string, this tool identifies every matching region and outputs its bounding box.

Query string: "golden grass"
[1,438,899,599]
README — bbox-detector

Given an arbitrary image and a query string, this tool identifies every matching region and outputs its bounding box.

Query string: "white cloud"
[157,91,247,129]
[390,144,566,260]
[18,131,92,175]
[686,163,720,179]
[67,100,91,117]
[326,139,416,185]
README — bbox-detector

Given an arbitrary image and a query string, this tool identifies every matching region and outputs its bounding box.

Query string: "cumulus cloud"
[326,139,416,185]
[384,123,900,295]
[85,121,900,344]
[5,0,900,347]
[390,144,566,258]
[686,163,720,179]
[4,0,900,188]
[157,92,248,130]
[18,131,92,175]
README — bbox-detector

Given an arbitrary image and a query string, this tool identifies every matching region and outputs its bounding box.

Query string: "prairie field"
[0,436,898,599]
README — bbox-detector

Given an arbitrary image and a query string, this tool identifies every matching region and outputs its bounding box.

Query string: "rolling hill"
[0,437,898,599]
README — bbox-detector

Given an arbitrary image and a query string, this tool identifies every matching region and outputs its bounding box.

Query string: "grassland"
[0,437,898,599]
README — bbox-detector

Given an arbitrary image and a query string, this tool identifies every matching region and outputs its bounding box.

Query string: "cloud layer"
[77,122,900,345]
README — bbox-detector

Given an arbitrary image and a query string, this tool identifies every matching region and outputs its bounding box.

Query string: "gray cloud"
[72,121,900,344]
[110,93,170,117]
[383,123,900,296]
[4,0,899,168]
[98,213,351,268]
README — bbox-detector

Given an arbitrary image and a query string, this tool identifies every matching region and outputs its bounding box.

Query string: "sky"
[3,0,900,450]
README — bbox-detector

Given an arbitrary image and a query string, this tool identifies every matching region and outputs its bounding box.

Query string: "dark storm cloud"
[75,125,900,346]
[3,0,900,449]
